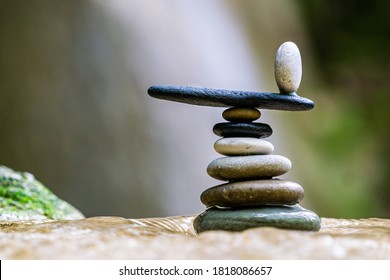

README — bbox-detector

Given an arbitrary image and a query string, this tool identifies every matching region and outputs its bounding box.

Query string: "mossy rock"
[0,166,84,221]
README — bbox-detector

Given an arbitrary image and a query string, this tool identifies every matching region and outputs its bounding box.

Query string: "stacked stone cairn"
[148,42,321,233]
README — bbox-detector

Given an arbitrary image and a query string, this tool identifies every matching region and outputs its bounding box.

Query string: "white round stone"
[274,41,302,94]
[214,137,274,156]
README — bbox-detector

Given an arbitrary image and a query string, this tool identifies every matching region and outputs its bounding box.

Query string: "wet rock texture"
[0,216,389,259]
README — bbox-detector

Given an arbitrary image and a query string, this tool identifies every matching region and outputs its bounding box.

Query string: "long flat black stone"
[148,85,314,111]
[213,122,272,138]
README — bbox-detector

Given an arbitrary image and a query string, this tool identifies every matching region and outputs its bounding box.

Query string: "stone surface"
[0,166,84,221]
[148,85,314,111]
[207,155,291,181]
[222,107,261,122]
[214,137,274,156]
[275,41,302,94]
[194,204,321,233]
[0,216,389,259]
[213,122,272,138]
[201,179,304,207]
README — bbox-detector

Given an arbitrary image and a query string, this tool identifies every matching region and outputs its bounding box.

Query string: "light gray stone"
[207,155,291,181]
[274,41,302,94]
[214,137,274,156]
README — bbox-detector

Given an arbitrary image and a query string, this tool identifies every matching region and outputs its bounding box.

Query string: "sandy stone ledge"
[0,216,389,259]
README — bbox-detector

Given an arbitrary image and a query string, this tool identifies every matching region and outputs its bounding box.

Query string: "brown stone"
[201,179,304,207]
[222,107,261,122]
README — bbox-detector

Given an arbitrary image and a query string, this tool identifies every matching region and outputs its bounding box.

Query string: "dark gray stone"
[148,85,314,111]
[213,122,272,138]
[200,179,304,207]
[193,204,321,233]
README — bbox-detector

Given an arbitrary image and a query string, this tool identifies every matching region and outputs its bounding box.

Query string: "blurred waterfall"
[0,0,311,218]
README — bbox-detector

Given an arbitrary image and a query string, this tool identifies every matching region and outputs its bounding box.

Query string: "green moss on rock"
[0,166,84,221]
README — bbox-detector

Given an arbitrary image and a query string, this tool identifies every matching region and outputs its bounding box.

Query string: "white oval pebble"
[274,41,302,94]
[214,137,274,156]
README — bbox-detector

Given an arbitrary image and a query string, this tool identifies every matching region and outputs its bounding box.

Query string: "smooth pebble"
[207,155,291,181]
[222,107,261,122]
[194,204,321,233]
[214,138,274,156]
[201,179,304,207]
[213,122,272,138]
[274,41,302,94]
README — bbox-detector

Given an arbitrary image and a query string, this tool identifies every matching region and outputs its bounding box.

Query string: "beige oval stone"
[207,155,291,181]
[274,41,302,94]
[222,107,261,122]
[214,137,274,156]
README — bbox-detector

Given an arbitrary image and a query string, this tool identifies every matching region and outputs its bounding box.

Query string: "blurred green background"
[0,0,388,218]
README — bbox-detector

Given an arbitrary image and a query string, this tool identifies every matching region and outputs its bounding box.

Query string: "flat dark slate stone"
[213,122,272,138]
[193,204,321,233]
[148,85,314,111]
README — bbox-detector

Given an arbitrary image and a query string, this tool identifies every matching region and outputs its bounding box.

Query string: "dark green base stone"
[193,204,321,233]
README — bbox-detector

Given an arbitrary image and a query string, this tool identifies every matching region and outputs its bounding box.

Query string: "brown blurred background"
[0,0,388,218]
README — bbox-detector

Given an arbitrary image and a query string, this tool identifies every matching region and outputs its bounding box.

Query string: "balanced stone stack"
[148,42,321,233]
